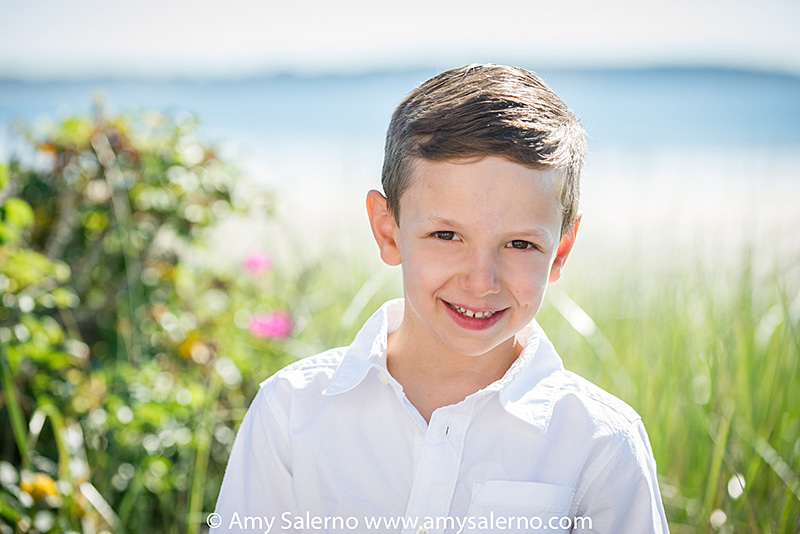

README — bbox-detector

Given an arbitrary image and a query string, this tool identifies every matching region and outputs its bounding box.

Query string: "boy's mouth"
[445,301,502,319]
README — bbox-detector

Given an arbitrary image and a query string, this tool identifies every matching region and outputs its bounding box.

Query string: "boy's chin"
[436,334,519,360]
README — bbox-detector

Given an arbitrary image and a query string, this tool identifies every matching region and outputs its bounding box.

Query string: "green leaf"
[1,198,35,229]
[1,249,56,287]
[50,287,79,308]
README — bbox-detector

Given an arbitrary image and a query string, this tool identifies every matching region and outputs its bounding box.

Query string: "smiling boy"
[212,64,669,533]
[367,156,571,423]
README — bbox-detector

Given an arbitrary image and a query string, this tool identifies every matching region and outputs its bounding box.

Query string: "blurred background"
[0,0,798,533]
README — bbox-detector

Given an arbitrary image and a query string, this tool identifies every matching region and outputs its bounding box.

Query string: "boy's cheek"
[399,240,453,264]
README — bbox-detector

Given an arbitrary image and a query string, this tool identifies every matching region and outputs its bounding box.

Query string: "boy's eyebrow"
[422,215,460,227]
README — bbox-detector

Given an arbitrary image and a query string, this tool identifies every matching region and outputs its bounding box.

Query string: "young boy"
[211,64,669,533]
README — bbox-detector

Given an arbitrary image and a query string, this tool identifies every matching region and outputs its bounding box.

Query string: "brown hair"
[381,64,586,236]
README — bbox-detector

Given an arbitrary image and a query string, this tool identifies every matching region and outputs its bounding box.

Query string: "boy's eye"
[432,231,457,241]
[507,240,535,250]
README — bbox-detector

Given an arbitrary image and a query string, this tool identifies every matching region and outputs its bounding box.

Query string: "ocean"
[1,67,799,273]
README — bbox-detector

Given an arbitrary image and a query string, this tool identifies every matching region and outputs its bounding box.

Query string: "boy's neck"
[385,313,522,423]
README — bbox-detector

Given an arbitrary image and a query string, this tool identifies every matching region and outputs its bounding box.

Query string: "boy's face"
[368,156,578,360]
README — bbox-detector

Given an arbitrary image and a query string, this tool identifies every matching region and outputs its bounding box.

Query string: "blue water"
[3,68,800,143]
[1,67,799,184]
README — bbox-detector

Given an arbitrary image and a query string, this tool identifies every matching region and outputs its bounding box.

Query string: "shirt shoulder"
[548,373,667,531]
[528,368,642,441]
[259,347,347,396]
[245,347,347,438]
[558,369,640,424]
[532,371,666,527]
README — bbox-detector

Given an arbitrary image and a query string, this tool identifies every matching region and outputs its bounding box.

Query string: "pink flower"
[243,251,272,275]
[249,311,293,339]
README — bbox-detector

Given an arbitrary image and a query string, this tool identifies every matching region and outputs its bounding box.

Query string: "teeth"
[452,304,497,319]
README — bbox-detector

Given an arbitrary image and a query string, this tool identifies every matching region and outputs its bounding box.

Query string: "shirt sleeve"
[572,419,670,533]
[211,384,299,534]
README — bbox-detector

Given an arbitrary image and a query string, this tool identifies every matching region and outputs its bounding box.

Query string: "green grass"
[534,251,800,533]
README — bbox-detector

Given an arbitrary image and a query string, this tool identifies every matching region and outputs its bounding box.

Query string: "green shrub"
[0,106,319,533]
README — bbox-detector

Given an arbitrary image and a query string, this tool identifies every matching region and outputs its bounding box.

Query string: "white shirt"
[212,299,669,534]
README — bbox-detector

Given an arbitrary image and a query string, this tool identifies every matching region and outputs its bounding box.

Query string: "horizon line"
[2,61,800,84]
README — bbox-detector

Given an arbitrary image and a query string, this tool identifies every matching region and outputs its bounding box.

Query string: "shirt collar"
[322,299,403,396]
[322,299,564,432]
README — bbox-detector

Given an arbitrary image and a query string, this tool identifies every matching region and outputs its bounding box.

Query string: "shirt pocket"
[462,480,576,534]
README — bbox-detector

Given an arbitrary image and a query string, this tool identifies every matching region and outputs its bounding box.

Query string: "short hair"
[381,64,586,236]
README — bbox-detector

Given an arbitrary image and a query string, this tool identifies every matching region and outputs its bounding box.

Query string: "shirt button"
[378,373,389,385]
[416,529,430,534]
[415,425,424,436]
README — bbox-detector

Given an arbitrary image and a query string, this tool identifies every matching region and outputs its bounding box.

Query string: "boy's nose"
[460,251,501,297]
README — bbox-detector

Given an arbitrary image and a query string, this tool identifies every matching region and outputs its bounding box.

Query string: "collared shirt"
[212,299,669,533]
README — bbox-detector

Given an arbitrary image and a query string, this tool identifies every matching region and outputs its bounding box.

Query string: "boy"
[211,64,669,533]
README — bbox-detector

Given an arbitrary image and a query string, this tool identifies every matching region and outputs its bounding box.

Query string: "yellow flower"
[177,332,200,359]
[21,472,59,501]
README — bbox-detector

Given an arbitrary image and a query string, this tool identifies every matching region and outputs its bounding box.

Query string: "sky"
[1,0,799,79]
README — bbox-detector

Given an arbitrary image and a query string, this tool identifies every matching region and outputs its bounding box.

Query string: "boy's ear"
[549,215,581,283]
[366,190,402,266]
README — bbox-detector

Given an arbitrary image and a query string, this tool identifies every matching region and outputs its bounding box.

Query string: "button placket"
[402,403,475,534]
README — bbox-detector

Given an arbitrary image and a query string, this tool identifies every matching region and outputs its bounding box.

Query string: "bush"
[0,106,322,533]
